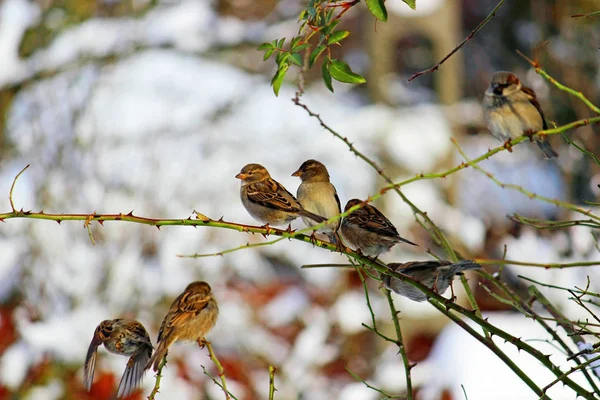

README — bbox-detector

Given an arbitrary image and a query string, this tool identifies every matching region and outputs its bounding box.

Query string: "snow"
[0,0,597,398]
[421,312,595,400]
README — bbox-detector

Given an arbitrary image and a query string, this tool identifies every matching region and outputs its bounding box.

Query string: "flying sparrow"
[84,319,153,398]
[483,71,558,158]
[382,260,482,302]
[236,163,326,227]
[340,199,417,257]
[292,159,341,241]
[146,281,219,371]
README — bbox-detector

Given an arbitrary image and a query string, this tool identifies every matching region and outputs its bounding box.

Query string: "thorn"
[126,210,134,217]
[186,216,192,220]
[97,220,104,226]
[0,218,5,223]
[155,225,161,231]
[39,209,44,214]
[218,216,224,222]
[56,220,62,225]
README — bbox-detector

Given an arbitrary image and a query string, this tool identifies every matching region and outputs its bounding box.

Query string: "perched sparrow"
[292,159,341,239]
[84,319,153,398]
[236,163,326,227]
[340,199,417,257]
[146,281,219,371]
[382,260,482,302]
[483,71,558,158]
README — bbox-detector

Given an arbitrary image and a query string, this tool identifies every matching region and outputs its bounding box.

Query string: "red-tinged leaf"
[328,30,350,45]
[329,59,366,84]
[322,61,333,92]
[365,0,388,21]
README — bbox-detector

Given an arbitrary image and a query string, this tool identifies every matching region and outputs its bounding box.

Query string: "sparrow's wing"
[157,290,211,342]
[521,85,548,129]
[246,179,302,213]
[117,345,153,398]
[333,187,342,216]
[397,260,453,274]
[83,330,103,391]
[348,205,399,236]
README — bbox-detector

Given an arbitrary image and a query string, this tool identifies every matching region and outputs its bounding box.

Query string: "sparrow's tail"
[145,339,172,372]
[117,345,153,398]
[447,260,482,274]
[536,139,558,159]
[299,209,327,224]
[395,235,418,246]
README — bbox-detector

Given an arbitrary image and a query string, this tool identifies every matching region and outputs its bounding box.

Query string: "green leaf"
[328,30,350,45]
[294,43,310,52]
[257,43,273,51]
[275,51,290,65]
[321,20,340,36]
[271,64,289,96]
[277,37,285,49]
[329,59,366,84]
[307,0,318,17]
[322,61,333,92]
[402,0,416,10]
[309,45,326,67]
[263,48,275,61]
[365,0,388,21]
[290,36,302,49]
[289,53,303,66]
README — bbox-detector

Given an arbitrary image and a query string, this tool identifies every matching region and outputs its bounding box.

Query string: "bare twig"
[408,0,507,81]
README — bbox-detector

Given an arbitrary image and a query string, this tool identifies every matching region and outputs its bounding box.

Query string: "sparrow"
[146,281,219,371]
[382,260,482,302]
[84,319,153,398]
[340,199,417,257]
[483,71,558,158]
[292,159,341,240]
[236,163,326,227]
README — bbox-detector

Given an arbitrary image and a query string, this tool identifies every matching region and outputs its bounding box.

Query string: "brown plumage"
[84,319,153,398]
[483,71,558,158]
[292,159,341,239]
[145,281,219,371]
[236,163,326,226]
[340,199,417,257]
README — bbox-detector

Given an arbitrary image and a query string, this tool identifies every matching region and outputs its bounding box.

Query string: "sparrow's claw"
[309,231,319,246]
[523,129,536,141]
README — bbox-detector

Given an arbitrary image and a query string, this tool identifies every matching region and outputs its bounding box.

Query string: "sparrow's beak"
[291,169,302,177]
[235,173,246,180]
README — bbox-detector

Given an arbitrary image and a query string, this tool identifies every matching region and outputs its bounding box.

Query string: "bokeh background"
[0,0,599,399]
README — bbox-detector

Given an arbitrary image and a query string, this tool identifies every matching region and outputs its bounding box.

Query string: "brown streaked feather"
[246,179,302,213]
[521,85,548,129]
[157,290,211,342]
[349,204,399,237]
